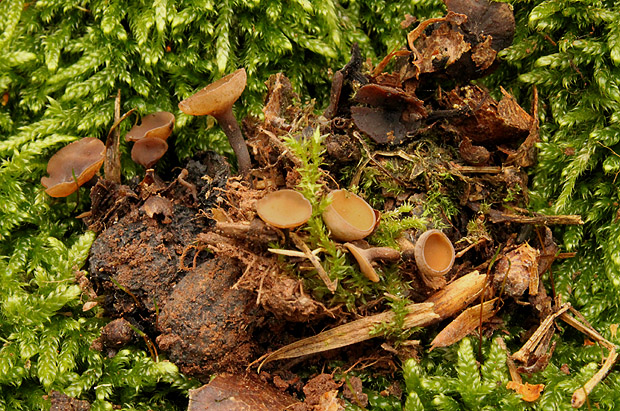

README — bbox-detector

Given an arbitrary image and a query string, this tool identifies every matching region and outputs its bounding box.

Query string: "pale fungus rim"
[321,189,377,242]
[414,229,455,278]
[255,189,313,229]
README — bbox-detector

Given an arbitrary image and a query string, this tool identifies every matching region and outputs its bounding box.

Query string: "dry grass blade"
[254,302,437,370]
[430,298,497,350]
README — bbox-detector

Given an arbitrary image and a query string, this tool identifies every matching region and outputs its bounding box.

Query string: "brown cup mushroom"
[256,189,312,229]
[178,68,251,174]
[322,189,377,242]
[344,242,401,282]
[125,111,175,142]
[131,136,168,169]
[414,229,455,279]
[41,137,105,197]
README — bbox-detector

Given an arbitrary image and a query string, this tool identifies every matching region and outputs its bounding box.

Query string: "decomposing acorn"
[178,68,251,174]
[125,111,175,142]
[344,242,400,282]
[41,137,105,197]
[322,189,378,242]
[255,189,312,229]
[414,229,455,281]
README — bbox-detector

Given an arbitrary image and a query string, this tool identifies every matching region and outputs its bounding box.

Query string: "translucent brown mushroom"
[125,111,175,142]
[131,137,168,169]
[255,189,312,229]
[344,242,400,282]
[178,68,251,174]
[322,189,378,242]
[414,229,455,280]
[41,137,105,197]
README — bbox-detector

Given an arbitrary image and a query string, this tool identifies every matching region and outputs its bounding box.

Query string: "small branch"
[268,247,324,258]
[487,208,583,225]
[512,304,570,363]
[450,163,503,174]
[571,347,617,408]
[290,232,337,293]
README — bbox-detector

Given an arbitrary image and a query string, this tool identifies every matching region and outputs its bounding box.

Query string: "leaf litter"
[68,0,613,408]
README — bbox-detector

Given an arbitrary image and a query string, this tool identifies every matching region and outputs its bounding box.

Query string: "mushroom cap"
[256,189,312,229]
[125,111,175,142]
[41,137,105,197]
[344,242,380,282]
[131,136,168,169]
[178,68,247,117]
[414,229,455,278]
[322,189,377,242]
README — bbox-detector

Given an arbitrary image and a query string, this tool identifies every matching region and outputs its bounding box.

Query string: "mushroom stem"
[344,242,400,282]
[215,108,251,174]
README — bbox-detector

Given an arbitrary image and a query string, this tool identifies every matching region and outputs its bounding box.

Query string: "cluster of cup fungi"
[256,188,455,285]
[41,68,250,197]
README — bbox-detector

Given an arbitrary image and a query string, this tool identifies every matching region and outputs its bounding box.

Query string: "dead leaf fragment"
[493,243,539,299]
[188,373,296,411]
[506,381,544,402]
[430,299,496,350]
[441,85,532,144]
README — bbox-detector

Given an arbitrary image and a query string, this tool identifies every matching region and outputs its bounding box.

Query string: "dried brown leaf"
[255,303,437,368]
[430,299,497,350]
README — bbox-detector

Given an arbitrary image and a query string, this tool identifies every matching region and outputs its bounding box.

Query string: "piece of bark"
[424,270,488,320]
[188,373,296,411]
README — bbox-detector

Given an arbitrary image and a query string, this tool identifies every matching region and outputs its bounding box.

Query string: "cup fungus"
[125,111,175,142]
[41,137,105,197]
[255,189,312,229]
[322,189,377,242]
[414,229,455,279]
[344,242,400,282]
[131,136,168,169]
[178,68,251,174]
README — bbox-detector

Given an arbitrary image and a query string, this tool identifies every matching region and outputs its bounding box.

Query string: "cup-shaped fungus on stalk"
[41,137,106,197]
[322,189,378,242]
[414,229,455,280]
[178,68,251,174]
[256,189,312,229]
[344,242,400,282]
[131,137,168,169]
[125,111,175,142]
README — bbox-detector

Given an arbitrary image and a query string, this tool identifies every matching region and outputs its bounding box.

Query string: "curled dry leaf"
[441,85,532,144]
[506,381,545,402]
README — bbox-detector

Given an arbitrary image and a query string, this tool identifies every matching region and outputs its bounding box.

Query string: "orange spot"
[583,339,595,346]
[1,92,8,106]
[507,381,544,402]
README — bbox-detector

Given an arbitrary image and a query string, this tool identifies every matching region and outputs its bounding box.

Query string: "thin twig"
[290,232,337,293]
